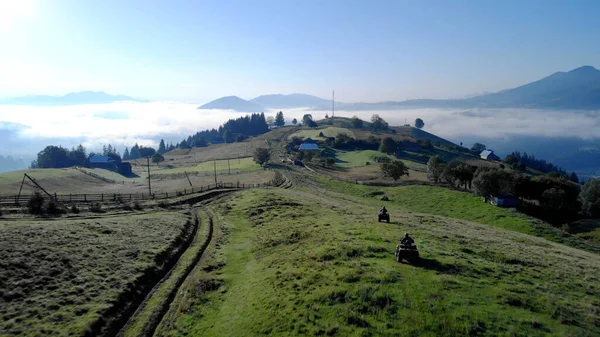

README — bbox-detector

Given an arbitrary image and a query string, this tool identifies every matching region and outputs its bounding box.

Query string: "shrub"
[0,208,3,217]
[133,201,143,210]
[44,200,65,215]
[89,202,103,213]
[122,203,133,211]
[27,192,45,215]
[381,195,390,201]
[158,201,169,209]
[70,205,80,214]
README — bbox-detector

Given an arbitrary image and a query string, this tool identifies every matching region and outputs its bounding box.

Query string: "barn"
[88,155,117,170]
[480,150,501,161]
[299,143,319,151]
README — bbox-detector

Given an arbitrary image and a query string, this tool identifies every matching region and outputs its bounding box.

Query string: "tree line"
[30,144,122,169]
[176,113,270,149]
[426,155,599,225]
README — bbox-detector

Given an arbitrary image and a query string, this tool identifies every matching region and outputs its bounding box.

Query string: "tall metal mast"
[332,90,335,119]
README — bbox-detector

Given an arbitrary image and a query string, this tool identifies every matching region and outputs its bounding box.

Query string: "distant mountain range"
[197,65,600,112]
[197,96,264,112]
[0,91,143,106]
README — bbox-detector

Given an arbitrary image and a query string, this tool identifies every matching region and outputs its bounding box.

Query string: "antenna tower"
[332,90,335,119]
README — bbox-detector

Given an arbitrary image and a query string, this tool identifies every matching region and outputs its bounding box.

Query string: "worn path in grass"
[159,187,600,337]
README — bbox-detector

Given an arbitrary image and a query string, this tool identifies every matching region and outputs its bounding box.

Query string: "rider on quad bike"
[400,233,414,246]
[396,233,419,263]
[378,206,390,222]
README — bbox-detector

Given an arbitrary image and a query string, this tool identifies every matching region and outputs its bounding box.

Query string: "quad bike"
[378,212,390,223]
[395,243,419,263]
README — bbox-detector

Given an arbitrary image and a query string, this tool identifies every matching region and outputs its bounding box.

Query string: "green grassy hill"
[159,187,600,337]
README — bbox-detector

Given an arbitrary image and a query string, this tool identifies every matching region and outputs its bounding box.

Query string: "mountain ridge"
[197,65,600,111]
[0,91,144,106]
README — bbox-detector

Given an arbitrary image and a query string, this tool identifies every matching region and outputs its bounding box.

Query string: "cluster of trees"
[426,155,600,224]
[426,156,477,189]
[302,114,318,127]
[332,133,380,150]
[380,160,410,181]
[123,142,172,161]
[174,113,270,150]
[30,144,122,169]
[503,151,576,181]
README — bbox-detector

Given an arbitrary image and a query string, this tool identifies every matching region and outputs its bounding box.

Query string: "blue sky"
[1,0,599,103]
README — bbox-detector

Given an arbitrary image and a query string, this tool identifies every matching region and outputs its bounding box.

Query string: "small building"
[88,155,117,170]
[488,193,518,207]
[299,143,319,151]
[480,150,501,161]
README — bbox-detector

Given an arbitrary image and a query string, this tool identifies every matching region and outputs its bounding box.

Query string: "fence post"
[84,194,87,202]
[130,194,132,201]
[141,193,144,199]
[54,193,57,201]
[14,196,17,205]
[191,188,194,194]
[184,189,186,195]
[69,193,72,202]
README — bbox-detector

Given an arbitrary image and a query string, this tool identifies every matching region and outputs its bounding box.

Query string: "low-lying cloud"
[1,102,600,160]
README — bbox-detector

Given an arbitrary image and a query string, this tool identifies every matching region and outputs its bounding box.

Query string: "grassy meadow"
[158,188,600,337]
[0,211,192,337]
[150,157,261,178]
[318,178,600,254]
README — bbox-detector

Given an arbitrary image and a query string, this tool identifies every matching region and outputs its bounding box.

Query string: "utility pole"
[213,160,217,184]
[147,156,152,195]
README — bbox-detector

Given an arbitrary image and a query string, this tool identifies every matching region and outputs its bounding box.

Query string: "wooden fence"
[0,181,274,206]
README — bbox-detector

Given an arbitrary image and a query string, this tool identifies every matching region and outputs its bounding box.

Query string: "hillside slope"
[159,187,600,336]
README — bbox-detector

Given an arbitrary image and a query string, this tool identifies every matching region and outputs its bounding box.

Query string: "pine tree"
[158,139,166,154]
[123,147,130,160]
[275,111,285,127]
[130,143,141,159]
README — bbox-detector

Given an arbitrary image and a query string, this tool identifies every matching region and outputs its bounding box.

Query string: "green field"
[290,127,355,140]
[151,157,261,177]
[319,178,600,254]
[335,150,427,171]
[0,211,192,337]
[159,188,600,336]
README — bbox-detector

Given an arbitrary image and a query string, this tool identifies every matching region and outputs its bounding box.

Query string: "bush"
[381,195,390,201]
[70,205,80,214]
[27,192,45,215]
[44,200,65,215]
[158,201,170,209]
[89,202,103,213]
[122,203,134,211]
[0,208,3,217]
[133,201,143,210]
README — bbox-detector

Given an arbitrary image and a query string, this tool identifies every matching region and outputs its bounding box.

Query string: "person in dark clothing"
[380,206,387,214]
[400,233,415,246]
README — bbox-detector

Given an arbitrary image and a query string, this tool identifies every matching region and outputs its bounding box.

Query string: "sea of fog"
[1,102,600,170]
